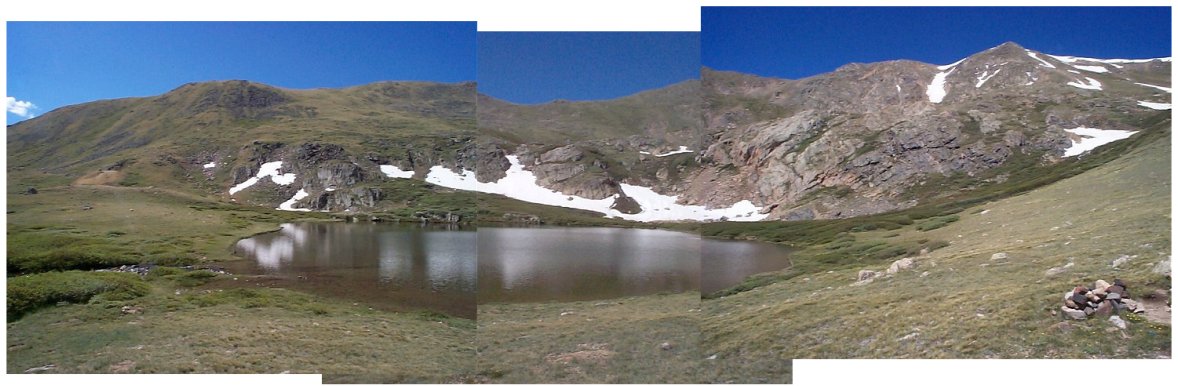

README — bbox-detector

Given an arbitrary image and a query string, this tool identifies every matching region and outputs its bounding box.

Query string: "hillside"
[700,117,1170,361]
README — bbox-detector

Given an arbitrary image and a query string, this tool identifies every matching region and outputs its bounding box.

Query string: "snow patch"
[1135,83,1172,93]
[1062,127,1137,157]
[654,146,693,157]
[229,161,297,195]
[1067,77,1102,91]
[927,67,955,103]
[424,155,768,222]
[379,165,414,178]
[1026,51,1056,68]
[203,162,216,169]
[1050,54,1170,66]
[936,58,966,71]
[975,69,1001,88]
[1024,71,1037,86]
[277,189,312,212]
[1137,101,1172,110]
[1072,64,1109,73]
[1066,70,1080,74]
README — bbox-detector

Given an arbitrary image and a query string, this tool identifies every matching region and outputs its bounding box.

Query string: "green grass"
[701,124,1172,359]
[477,292,714,383]
[7,271,149,321]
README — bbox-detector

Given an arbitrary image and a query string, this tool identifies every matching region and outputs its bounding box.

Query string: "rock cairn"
[1059,278,1145,321]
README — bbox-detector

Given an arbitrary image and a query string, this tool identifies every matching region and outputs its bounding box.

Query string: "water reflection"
[478,227,701,303]
[231,222,476,318]
[700,238,793,294]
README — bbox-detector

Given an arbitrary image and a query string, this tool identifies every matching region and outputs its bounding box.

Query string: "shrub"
[7,271,149,321]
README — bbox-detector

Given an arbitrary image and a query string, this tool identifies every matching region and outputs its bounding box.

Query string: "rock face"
[688,42,1169,219]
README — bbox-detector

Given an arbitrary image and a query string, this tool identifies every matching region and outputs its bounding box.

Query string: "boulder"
[857,270,879,282]
[1153,258,1171,276]
[1095,301,1114,316]
[1108,315,1128,330]
[1122,299,1145,314]
[1093,279,1111,291]
[1060,306,1087,320]
[886,258,915,274]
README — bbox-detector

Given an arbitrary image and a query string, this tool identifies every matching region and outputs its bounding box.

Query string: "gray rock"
[659,342,674,351]
[1060,306,1087,320]
[1105,292,1122,301]
[886,258,915,274]
[1108,315,1128,330]
[1122,299,1145,313]
[990,252,1008,260]
[1045,262,1073,276]
[1111,255,1132,268]
[856,270,879,282]
[24,364,56,373]
[1153,258,1171,276]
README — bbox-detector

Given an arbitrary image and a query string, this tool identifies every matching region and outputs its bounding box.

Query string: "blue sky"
[6,22,475,124]
[703,7,1172,79]
[477,32,699,104]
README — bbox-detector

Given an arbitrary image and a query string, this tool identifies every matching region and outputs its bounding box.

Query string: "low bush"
[7,271,149,321]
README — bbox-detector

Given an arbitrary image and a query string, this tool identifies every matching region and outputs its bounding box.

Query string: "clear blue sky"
[6,22,475,124]
[477,32,699,104]
[703,7,1172,80]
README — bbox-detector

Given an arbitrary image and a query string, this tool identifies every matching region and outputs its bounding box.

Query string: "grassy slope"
[702,126,1171,359]
[476,292,703,383]
[5,185,476,380]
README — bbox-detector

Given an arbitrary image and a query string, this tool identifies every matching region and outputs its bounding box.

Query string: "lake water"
[229,224,790,312]
[700,238,793,294]
[228,222,476,318]
[477,227,701,303]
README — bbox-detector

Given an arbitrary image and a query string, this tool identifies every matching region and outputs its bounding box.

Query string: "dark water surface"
[700,238,793,294]
[477,227,701,303]
[228,222,476,318]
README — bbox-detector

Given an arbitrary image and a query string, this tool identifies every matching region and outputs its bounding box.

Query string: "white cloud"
[6,96,38,118]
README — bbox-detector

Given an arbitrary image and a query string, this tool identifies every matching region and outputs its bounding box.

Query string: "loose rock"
[1108,315,1128,330]
[886,258,915,274]
[1060,306,1087,320]
[856,270,878,282]
[990,252,1008,260]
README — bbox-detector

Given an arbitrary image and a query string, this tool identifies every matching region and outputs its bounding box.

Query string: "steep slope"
[469,80,768,222]
[7,80,480,215]
[701,116,1171,359]
[695,42,1171,220]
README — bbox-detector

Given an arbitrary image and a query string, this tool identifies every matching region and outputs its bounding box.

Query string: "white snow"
[936,58,966,71]
[229,161,297,195]
[1024,71,1037,86]
[1067,77,1103,91]
[379,165,414,178]
[1137,101,1172,110]
[203,162,216,169]
[1072,64,1109,73]
[1026,51,1056,68]
[975,69,1001,88]
[1062,127,1137,157]
[1066,70,1081,74]
[424,155,768,222]
[654,146,693,157]
[325,187,337,192]
[896,84,902,93]
[926,68,955,103]
[1135,83,1172,93]
[1049,54,1171,66]
[277,189,311,212]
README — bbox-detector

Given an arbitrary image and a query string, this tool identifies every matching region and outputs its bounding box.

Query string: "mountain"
[9,42,1170,223]
[7,80,480,215]
[690,41,1171,220]
[464,42,1169,222]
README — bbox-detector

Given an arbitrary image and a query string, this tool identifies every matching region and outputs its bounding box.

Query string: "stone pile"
[1059,278,1146,321]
